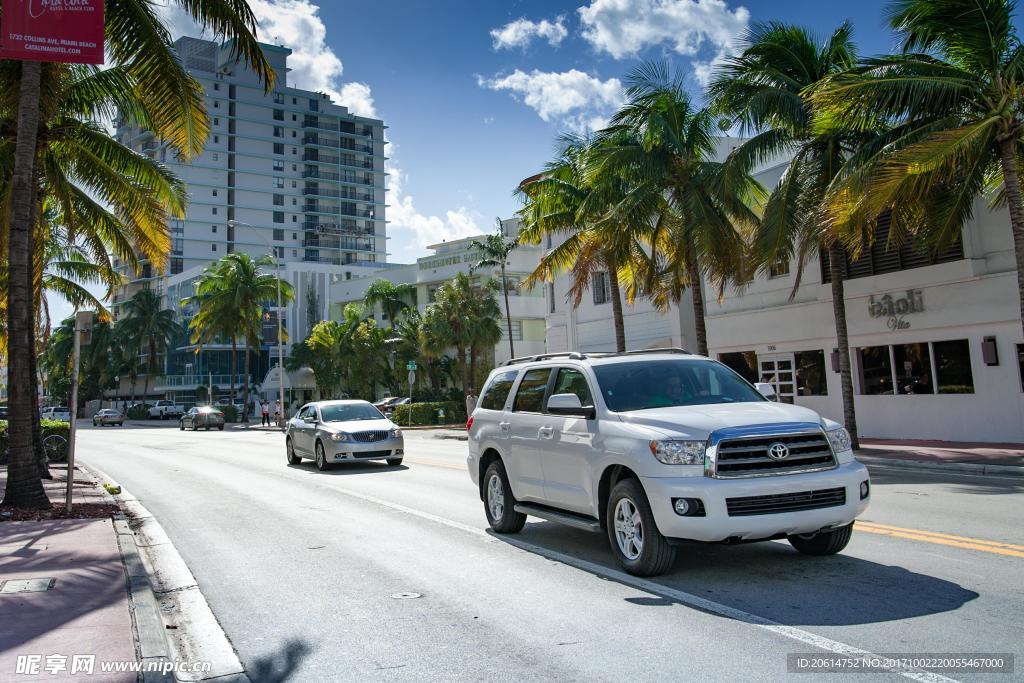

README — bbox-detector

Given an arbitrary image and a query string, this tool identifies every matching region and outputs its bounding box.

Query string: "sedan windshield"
[592,359,765,412]
[320,403,385,422]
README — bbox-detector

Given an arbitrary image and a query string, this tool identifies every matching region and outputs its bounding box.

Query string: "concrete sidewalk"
[0,465,136,682]
[856,438,1024,474]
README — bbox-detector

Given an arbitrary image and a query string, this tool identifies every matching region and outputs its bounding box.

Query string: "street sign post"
[65,310,93,512]
[407,369,415,427]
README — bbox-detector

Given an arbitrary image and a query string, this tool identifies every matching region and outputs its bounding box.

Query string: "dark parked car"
[179,406,225,431]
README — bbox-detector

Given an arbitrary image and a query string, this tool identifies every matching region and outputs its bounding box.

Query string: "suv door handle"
[538,426,554,438]
[499,422,511,432]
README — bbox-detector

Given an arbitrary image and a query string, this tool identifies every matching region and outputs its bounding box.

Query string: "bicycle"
[0,434,66,465]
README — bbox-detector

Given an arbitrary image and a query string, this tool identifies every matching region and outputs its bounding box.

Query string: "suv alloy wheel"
[483,460,526,533]
[606,478,676,577]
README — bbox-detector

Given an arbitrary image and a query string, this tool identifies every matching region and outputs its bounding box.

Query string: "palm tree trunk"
[30,344,51,480]
[241,340,251,424]
[998,140,1024,343]
[229,337,237,409]
[685,249,708,356]
[456,345,469,397]
[2,60,50,509]
[469,345,478,393]
[828,244,860,450]
[607,266,627,352]
[501,264,515,358]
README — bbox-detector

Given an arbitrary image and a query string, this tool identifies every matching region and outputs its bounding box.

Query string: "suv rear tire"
[483,460,526,533]
[606,479,677,577]
[788,523,853,556]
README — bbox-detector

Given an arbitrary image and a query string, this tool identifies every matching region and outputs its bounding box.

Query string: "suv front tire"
[606,478,677,577]
[788,522,853,556]
[483,460,526,533]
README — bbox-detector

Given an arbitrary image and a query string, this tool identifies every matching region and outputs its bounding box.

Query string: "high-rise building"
[112,37,388,405]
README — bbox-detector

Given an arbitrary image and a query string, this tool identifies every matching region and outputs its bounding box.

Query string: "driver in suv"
[467,350,870,577]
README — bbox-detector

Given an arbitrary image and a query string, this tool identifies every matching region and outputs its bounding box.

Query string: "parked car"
[179,406,225,431]
[467,349,870,577]
[149,400,184,420]
[285,400,404,471]
[92,408,125,427]
[41,406,71,422]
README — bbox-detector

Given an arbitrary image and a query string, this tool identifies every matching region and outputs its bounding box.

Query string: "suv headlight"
[826,427,852,454]
[649,440,706,465]
[330,432,351,442]
[391,428,402,439]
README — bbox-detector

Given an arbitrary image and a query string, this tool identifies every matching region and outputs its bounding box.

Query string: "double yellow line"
[858,521,1024,558]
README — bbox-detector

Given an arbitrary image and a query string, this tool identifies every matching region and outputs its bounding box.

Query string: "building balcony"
[302,187,374,201]
[154,374,253,391]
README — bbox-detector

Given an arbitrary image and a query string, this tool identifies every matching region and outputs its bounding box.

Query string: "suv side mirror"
[547,393,596,419]
[755,382,777,399]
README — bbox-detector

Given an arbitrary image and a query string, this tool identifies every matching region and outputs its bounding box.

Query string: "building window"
[212,207,217,215]
[273,126,283,138]
[769,259,790,278]
[212,189,218,197]
[859,346,894,395]
[592,272,610,305]
[273,159,284,171]
[508,320,523,341]
[548,282,556,314]
[213,135,219,144]
[211,225,217,234]
[291,130,297,138]
[212,153,219,161]
[933,339,974,394]
[292,215,298,223]
[893,343,933,394]
[291,197,297,206]
[273,177,284,188]
[273,229,284,241]
[273,109,284,121]
[791,350,826,395]
[274,92,285,104]
[273,193,284,206]
[213,117,219,126]
[274,247,285,258]
[211,244,217,252]
[273,142,284,155]
[213,100,219,108]
[273,211,285,223]
[213,83,220,91]
[170,258,183,275]
[718,351,758,385]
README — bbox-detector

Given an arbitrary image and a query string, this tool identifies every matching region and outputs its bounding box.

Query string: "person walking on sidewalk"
[465,389,478,419]
[261,401,270,427]
[274,399,282,428]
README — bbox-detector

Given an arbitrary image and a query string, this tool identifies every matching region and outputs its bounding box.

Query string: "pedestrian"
[261,401,270,427]
[273,399,282,427]
[465,389,478,418]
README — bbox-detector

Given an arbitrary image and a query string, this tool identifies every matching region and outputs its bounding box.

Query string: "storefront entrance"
[758,354,796,404]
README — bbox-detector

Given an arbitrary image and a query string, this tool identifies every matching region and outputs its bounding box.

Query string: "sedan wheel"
[315,442,330,471]
[286,438,301,465]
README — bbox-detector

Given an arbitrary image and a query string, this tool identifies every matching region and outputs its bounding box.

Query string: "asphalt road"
[77,422,1023,682]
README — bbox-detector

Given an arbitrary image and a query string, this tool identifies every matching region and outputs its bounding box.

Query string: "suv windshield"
[320,403,384,422]
[592,359,765,412]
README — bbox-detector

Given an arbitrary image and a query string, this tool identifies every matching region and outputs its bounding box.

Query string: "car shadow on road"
[286,462,409,476]
[488,522,979,627]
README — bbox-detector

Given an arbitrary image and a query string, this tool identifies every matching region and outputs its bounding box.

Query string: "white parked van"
[467,349,870,577]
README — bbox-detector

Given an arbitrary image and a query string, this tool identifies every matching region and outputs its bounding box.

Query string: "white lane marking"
[326,483,958,683]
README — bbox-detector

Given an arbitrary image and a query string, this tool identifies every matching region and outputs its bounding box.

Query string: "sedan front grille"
[712,431,836,478]
[352,430,391,443]
[726,486,846,516]
[354,450,391,458]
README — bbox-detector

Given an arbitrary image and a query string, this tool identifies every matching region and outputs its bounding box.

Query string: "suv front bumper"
[640,461,870,543]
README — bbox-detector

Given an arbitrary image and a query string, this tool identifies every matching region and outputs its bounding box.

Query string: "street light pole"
[229,220,286,429]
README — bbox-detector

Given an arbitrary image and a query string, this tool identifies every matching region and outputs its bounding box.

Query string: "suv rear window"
[479,370,518,410]
[512,368,552,413]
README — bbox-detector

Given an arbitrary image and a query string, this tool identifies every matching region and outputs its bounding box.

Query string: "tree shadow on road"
[244,639,312,683]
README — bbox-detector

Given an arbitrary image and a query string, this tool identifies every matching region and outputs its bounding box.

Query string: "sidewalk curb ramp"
[857,454,1024,477]
[81,463,249,682]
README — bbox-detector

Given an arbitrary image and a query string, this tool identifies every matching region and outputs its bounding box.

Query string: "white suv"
[467,350,870,577]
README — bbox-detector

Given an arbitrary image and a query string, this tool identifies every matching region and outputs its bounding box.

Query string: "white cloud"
[490,16,568,50]
[577,0,749,83]
[385,161,482,259]
[478,69,623,132]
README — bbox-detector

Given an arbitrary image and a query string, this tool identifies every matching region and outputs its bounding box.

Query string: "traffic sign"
[406,361,418,371]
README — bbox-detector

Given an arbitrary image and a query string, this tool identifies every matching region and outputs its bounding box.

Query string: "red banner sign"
[0,0,104,64]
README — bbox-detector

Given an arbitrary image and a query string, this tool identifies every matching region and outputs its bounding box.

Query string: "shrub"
[391,401,466,426]
[215,404,239,423]
[126,405,149,420]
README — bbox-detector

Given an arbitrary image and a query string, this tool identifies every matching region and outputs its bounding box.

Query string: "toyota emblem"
[766,442,790,460]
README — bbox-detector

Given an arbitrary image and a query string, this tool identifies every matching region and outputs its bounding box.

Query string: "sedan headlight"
[649,440,706,465]
[330,432,351,442]
[391,428,402,439]
[826,426,852,454]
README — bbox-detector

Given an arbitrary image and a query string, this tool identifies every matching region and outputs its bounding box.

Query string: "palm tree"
[469,219,519,358]
[363,279,416,327]
[183,253,294,422]
[185,258,246,404]
[809,0,1024,344]
[708,23,880,448]
[597,60,762,357]
[118,289,181,402]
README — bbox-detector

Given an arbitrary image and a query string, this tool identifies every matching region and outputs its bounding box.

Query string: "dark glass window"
[273,211,285,223]
[480,370,518,411]
[718,351,758,384]
[513,368,551,413]
[933,340,974,394]
[549,368,593,409]
[273,194,284,206]
[795,350,827,396]
[273,229,284,241]
[894,343,933,394]
[592,272,610,305]
[859,346,894,395]
[273,142,284,155]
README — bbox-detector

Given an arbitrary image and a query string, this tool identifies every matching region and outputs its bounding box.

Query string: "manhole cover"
[0,578,56,594]
[390,592,421,600]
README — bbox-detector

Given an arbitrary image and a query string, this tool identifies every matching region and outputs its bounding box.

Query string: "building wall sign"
[0,0,105,64]
[868,289,924,331]
[418,250,483,271]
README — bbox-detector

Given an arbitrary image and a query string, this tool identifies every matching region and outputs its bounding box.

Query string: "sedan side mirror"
[755,382,777,399]
[547,393,596,419]
[303,415,317,423]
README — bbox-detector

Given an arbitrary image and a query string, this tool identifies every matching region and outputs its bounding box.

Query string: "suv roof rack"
[587,347,693,358]
[502,351,586,366]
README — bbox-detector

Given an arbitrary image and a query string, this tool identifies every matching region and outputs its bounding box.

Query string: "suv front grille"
[712,431,836,478]
[353,430,390,443]
[726,486,846,516]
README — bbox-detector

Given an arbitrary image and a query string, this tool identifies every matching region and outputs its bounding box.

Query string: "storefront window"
[933,339,974,394]
[893,343,933,394]
[718,351,758,384]
[795,350,827,396]
[859,346,894,395]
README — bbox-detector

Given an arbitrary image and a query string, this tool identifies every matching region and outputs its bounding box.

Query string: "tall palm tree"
[362,279,416,327]
[810,0,1024,344]
[470,219,519,358]
[597,60,762,357]
[118,289,181,401]
[186,258,246,404]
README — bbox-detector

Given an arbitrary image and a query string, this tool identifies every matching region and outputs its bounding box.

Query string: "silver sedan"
[285,400,405,471]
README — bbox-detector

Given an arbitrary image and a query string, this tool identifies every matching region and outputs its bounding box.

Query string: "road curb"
[857,455,1024,477]
[82,462,249,682]
[434,433,468,441]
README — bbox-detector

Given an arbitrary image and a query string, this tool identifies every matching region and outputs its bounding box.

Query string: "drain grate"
[390,592,421,600]
[0,578,56,594]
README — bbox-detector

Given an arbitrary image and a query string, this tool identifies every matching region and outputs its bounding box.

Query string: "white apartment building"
[544,144,1024,444]
[111,37,388,403]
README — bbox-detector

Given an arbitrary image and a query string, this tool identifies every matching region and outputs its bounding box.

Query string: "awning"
[262,365,316,390]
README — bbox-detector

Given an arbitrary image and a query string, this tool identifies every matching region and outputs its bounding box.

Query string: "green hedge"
[391,401,467,426]
[126,405,149,420]
[214,404,239,423]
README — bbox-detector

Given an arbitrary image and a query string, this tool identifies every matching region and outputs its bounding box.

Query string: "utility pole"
[66,311,92,512]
